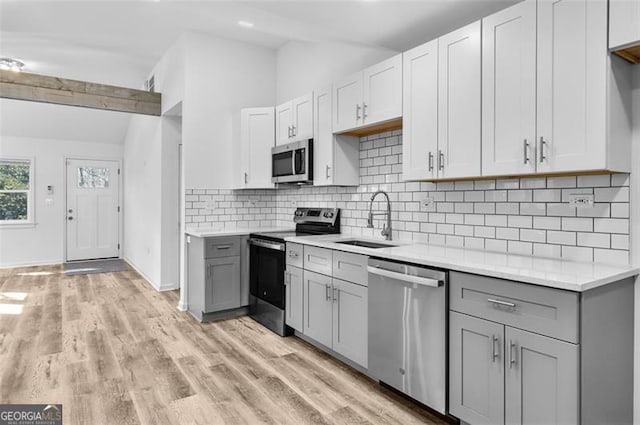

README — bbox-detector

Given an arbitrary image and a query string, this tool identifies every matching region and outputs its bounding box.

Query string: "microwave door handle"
[291,151,297,175]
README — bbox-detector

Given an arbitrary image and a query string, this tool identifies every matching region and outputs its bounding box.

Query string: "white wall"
[276,40,397,103]
[0,136,122,267]
[630,65,640,425]
[182,32,277,190]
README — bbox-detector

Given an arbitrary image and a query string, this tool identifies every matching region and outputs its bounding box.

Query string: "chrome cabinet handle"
[438,150,444,171]
[284,271,290,286]
[492,335,500,363]
[523,139,530,164]
[333,287,339,303]
[291,125,296,137]
[325,284,332,301]
[362,103,368,119]
[325,165,331,179]
[539,137,547,163]
[509,340,517,368]
[428,151,434,172]
[244,172,248,184]
[356,104,361,120]
[288,250,299,258]
[488,298,516,309]
[215,245,231,250]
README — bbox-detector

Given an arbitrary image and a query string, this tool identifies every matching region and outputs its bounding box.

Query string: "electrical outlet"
[568,193,594,208]
[290,200,297,207]
[420,196,435,210]
[249,199,258,207]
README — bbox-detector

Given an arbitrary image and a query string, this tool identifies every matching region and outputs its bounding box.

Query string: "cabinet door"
[505,327,579,425]
[285,266,304,332]
[204,256,241,313]
[537,0,607,173]
[332,279,368,368]
[292,93,314,142]
[275,101,293,146]
[438,21,482,179]
[482,0,537,176]
[333,72,362,133]
[402,40,438,181]
[313,86,334,186]
[240,107,275,189]
[362,54,402,126]
[303,270,333,347]
[609,0,640,50]
[450,311,504,425]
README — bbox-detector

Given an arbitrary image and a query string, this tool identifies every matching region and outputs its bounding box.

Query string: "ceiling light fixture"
[0,58,25,72]
[238,20,255,28]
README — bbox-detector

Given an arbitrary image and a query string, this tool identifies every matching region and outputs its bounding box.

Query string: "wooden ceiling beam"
[0,70,162,116]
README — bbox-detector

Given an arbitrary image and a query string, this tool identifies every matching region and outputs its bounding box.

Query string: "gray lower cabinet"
[187,235,247,321]
[505,326,578,425]
[204,256,241,312]
[302,269,368,368]
[285,265,304,332]
[450,270,634,425]
[332,277,368,368]
[303,270,333,347]
[450,311,579,425]
[450,312,504,425]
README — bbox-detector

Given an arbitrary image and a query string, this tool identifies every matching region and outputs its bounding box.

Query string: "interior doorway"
[66,158,120,261]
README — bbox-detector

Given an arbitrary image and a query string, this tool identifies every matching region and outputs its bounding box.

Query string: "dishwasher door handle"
[367,266,442,287]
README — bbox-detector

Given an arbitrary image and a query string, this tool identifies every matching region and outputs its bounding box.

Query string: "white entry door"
[66,159,120,261]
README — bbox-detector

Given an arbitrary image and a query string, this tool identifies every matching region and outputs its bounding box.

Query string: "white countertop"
[186,227,294,238]
[285,234,639,292]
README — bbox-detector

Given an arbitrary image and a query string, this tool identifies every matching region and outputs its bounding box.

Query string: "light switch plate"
[568,193,594,208]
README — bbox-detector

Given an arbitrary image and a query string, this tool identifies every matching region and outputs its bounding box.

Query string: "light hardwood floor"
[0,264,449,425]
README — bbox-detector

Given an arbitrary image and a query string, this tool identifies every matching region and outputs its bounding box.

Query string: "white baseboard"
[122,258,161,291]
[177,301,187,311]
[0,259,62,269]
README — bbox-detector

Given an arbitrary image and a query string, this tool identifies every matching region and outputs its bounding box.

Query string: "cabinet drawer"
[204,236,241,258]
[449,271,579,343]
[286,243,303,268]
[303,245,333,276]
[333,251,368,286]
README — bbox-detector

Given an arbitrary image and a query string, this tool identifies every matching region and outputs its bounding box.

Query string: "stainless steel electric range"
[248,207,340,336]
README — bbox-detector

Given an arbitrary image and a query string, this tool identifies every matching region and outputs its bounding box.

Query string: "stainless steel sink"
[334,239,398,249]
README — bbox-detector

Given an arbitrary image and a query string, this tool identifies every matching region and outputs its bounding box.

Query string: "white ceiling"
[0,0,518,145]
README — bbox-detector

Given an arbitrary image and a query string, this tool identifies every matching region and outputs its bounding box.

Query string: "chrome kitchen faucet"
[367,190,392,241]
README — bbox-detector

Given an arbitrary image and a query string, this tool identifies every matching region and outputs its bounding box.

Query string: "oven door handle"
[250,239,285,251]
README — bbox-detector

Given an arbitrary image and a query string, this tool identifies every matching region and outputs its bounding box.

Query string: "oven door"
[249,238,286,309]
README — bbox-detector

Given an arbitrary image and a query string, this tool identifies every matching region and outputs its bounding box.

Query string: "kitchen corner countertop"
[186,227,294,238]
[285,234,639,292]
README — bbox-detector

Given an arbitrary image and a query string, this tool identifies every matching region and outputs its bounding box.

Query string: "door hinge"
[117,206,120,212]
[117,168,121,175]
[117,243,120,250]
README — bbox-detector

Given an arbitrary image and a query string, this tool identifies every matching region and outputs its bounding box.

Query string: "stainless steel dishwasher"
[368,257,447,414]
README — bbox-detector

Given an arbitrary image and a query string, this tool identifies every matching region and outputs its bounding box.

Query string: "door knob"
[68,217,74,221]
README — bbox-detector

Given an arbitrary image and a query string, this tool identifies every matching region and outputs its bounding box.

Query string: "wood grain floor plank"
[0,265,446,425]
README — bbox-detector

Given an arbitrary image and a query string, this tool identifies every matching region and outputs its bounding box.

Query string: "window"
[0,159,33,224]
[77,167,109,188]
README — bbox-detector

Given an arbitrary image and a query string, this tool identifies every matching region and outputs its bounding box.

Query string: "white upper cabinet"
[609,0,640,54]
[438,21,482,179]
[333,54,402,133]
[292,93,314,141]
[275,92,313,145]
[537,0,630,174]
[482,0,537,176]
[333,72,363,133]
[314,86,360,187]
[402,39,439,181]
[238,107,275,189]
[362,55,403,126]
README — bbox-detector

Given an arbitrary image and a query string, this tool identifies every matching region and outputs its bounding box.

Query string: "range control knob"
[323,211,334,219]
[295,210,304,217]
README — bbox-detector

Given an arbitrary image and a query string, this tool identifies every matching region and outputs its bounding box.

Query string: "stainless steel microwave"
[271,139,313,184]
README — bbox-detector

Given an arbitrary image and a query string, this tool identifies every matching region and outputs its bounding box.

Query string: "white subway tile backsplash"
[188,131,629,264]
